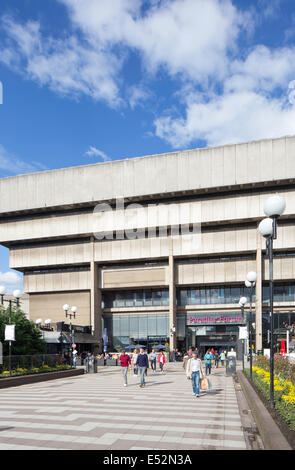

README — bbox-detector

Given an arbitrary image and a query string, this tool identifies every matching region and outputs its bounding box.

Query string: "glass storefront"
[263,283,295,303]
[177,285,255,305]
[102,289,169,308]
[103,314,169,351]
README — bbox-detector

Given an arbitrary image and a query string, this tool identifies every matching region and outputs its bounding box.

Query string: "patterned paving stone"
[0,364,248,450]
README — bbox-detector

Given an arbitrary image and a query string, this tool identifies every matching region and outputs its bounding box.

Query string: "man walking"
[186,351,204,397]
[149,349,157,373]
[136,347,149,387]
[119,350,131,387]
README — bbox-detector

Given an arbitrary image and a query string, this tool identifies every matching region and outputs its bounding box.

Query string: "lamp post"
[258,194,286,409]
[238,296,248,371]
[0,287,22,376]
[245,271,257,380]
[62,304,78,367]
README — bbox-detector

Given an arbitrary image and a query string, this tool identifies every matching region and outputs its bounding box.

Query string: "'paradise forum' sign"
[187,313,244,325]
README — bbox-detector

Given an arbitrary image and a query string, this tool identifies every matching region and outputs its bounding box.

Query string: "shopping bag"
[200,377,210,391]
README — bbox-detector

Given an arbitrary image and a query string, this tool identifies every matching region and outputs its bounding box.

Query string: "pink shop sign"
[188,315,244,325]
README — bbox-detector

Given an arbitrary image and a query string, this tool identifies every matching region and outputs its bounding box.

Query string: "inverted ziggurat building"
[1,135,295,358]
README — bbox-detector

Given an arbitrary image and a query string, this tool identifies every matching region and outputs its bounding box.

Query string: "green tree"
[0,306,46,355]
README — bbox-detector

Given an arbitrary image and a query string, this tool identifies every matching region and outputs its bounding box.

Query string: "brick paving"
[0,363,249,450]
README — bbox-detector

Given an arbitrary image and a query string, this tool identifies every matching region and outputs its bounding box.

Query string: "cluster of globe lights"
[258,195,286,237]
[0,286,22,299]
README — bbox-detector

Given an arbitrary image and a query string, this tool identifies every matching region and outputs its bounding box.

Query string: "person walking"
[132,348,139,376]
[157,350,166,373]
[136,347,149,388]
[204,349,214,375]
[172,349,176,362]
[214,350,219,368]
[186,351,204,397]
[149,349,157,373]
[119,350,131,387]
[220,350,226,366]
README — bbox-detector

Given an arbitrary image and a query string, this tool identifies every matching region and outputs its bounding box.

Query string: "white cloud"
[61,0,244,82]
[85,146,111,161]
[1,1,295,150]
[0,271,22,286]
[0,144,47,176]
[155,90,295,148]
[0,0,247,107]
[127,84,151,109]
[0,15,122,107]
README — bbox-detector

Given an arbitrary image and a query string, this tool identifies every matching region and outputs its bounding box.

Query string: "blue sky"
[0,0,295,292]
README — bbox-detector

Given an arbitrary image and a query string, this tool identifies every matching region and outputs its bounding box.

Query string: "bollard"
[93,357,98,373]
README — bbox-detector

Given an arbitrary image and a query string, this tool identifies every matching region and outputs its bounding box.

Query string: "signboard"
[239,326,248,340]
[72,343,76,349]
[5,325,15,341]
[187,312,244,326]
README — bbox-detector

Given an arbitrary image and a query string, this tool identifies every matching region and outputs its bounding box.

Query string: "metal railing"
[0,354,67,374]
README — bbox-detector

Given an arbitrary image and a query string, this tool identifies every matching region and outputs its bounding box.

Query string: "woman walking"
[157,350,166,373]
[186,351,204,397]
[204,349,214,376]
[132,348,139,376]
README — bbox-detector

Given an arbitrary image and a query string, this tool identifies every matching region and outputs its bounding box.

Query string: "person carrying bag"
[185,351,204,397]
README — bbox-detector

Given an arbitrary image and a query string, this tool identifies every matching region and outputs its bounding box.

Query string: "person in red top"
[157,351,166,373]
[119,350,131,387]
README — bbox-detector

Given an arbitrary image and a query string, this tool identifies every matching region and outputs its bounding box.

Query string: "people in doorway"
[119,350,131,387]
[186,351,204,397]
[132,348,139,376]
[149,349,157,372]
[204,349,214,375]
[158,351,166,373]
[135,347,149,387]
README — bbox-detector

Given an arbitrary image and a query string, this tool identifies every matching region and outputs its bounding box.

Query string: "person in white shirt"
[132,349,139,376]
[186,351,204,397]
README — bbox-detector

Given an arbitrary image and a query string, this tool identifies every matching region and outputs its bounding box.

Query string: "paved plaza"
[0,364,256,450]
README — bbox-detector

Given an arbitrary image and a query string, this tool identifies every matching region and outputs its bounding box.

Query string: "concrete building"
[0,135,295,357]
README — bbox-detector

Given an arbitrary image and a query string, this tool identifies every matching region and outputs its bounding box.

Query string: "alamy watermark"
[0,81,2,105]
[92,197,202,242]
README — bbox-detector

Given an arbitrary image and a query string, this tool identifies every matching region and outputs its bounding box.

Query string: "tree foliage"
[0,306,46,355]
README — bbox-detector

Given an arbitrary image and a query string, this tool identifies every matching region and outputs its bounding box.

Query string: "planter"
[0,368,84,389]
[239,370,294,449]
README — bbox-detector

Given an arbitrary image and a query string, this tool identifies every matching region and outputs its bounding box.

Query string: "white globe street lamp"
[62,304,78,367]
[246,271,257,284]
[0,285,6,305]
[239,296,247,307]
[0,285,7,295]
[245,271,257,379]
[263,195,286,218]
[13,290,22,299]
[258,194,286,410]
[258,218,273,238]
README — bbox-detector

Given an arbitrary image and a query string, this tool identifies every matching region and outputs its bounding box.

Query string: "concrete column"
[169,239,176,352]
[255,226,263,352]
[90,237,102,352]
